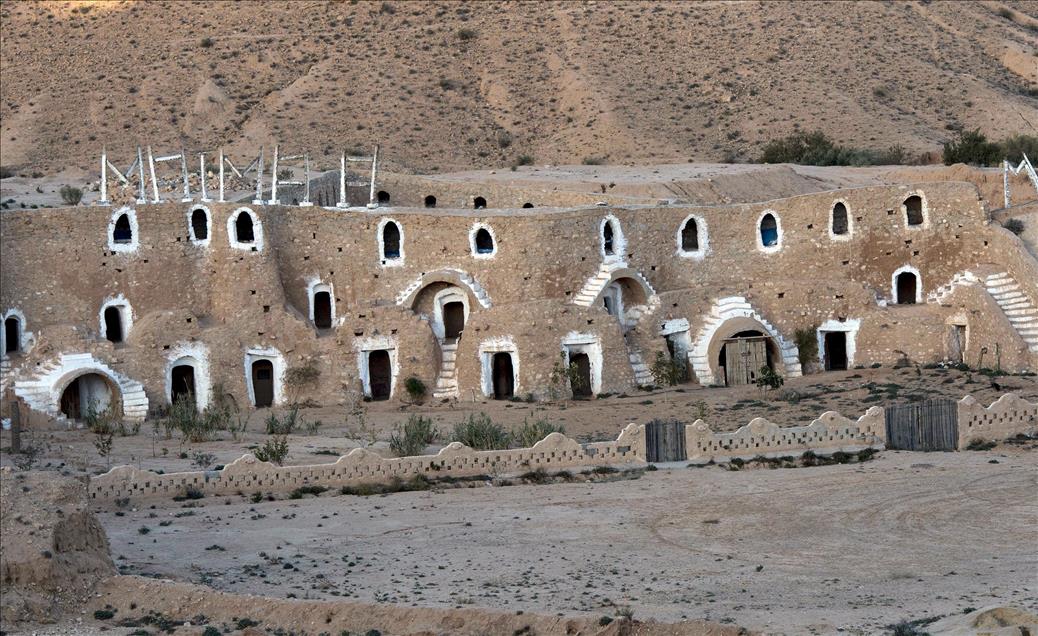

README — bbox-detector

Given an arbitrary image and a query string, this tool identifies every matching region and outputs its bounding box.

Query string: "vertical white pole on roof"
[218,148,225,203]
[1004,160,1011,209]
[368,144,379,207]
[100,147,109,205]
[301,154,311,206]
[136,146,146,203]
[338,151,346,208]
[268,144,279,205]
[199,153,209,201]
[148,146,160,203]
[252,147,265,205]
[180,149,191,201]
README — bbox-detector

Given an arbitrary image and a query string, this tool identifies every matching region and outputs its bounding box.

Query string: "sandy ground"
[3,366,1036,477]
[96,448,1038,635]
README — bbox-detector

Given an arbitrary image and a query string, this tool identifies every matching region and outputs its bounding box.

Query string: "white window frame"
[469,222,498,259]
[228,207,264,251]
[107,206,140,253]
[187,204,212,247]
[756,209,783,254]
[377,217,405,267]
[676,213,709,259]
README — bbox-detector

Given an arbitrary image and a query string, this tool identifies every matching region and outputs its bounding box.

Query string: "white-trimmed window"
[600,215,625,262]
[2,309,26,356]
[107,206,139,252]
[892,265,922,305]
[228,207,263,250]
[829,200,852,240]
[188,205,211,246]
[470,223,497,258]
[676,214,708,258]
[308,280,335,329]
[902,192,928,228]
[757,210,782,253]
[100,295,133,343]
[378,218,404,266]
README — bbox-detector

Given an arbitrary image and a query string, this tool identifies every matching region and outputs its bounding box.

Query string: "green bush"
[265,408,298,434]
[1003,218,1025,235]
[451,413,509,450]
[755,366,785,393]
[404,376,427,404]
[997,134,1038,164]
[794,326,819,367]
[649,350,687,386]
[389,414,439,457]
[254,435,289,465]
[759,131,906,166]
[59,185,83,205]
[943,129,1000,166]
[513,418,564,448]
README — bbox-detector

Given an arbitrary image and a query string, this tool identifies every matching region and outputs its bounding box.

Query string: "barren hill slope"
[1,0,1036,174]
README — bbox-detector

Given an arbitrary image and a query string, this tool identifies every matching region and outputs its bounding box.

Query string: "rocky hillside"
[1,0,1036,174]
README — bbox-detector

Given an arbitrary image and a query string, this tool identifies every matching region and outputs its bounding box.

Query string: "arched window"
[190,207,209,241]
[103,306,124,343]
[377,190,391,204]
[381,220,402,262]
[473,196,487,210]
[904,195,924,226]
[4,315,20,353]
[603,221,615,255]
[681,218,699,251]
[424,195,437,208]
[235,212,255,243]
[521,202,534,209]
[113,214,133,244]
[759,212,780,249]
[472,225,496,256]
[831,202,849,236]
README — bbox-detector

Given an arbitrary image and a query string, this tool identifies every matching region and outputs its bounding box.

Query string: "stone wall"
[957,393,1038,448]
[2,180,1037,418]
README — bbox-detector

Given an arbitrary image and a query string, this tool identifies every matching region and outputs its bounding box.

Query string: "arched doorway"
[492,352,515,399]
[235,212,255,243]
[718,330,775,386]
[60,373,118,421]
[171,364,196,404]
[369,350,392,400]
[443,301,465,340]
[251,359,274,407]
[4,316,20,353]
[896,271,918,304]
[104,306,124,343]
[313,290,332,329]
[569,353,593,398]
[904,195,924,226]
[424,195,437,208]
[191,207,209,241]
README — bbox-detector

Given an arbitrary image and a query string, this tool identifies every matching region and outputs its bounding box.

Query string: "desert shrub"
[288,485,327,499]
[457,27,478,40]
[452,413,509,450]
[0,166,13,179]
[755,366,785,393]
[582,156,605,165]
[759,130,907,166]
[285,363,320,404]
[59,185,83,205]
[513,418,564,448]
[404,376,426,404]
[265,408,298,435]
[514,154,534,166]
[649,350,686,386]
[943,129,1000,166]
[794,326,819,367]
[997,134,1038,164]
[200,37,214,48]
[965,438,997,451]
[254,435,289,465]
[389,414,439,457]
[496,130,513,148]
[1003,218,1025,235]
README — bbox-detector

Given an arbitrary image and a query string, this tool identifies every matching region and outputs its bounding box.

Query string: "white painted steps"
[985,272,1038,352]
[624,335,654,386]
[432,340,460,399]
[11,352,149,421]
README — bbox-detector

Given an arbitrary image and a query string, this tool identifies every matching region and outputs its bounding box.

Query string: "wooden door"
[724,338,767,386]
[443,302,465,340]
[369,350,392,401]
[252,360,274,407]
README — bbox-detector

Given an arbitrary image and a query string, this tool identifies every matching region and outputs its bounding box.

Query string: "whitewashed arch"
[187,204,212,246]
[244,346,285,407]
[1,308,30,357]
[228,207,264,250]
[353,335,399,399]
[307,278,338,327]
[377,217,405,267]
[599,214,626,263]
[689,296,801,386]
[11,352,148,421]
[430,287,470,340]
[396,268,492,309]
[99,294,133,342]
[756,209,783,253]
[469,222,498,259]
[166,342,211,412]
[107,206,139,253]
[891,264,923,304]
[561,332,603,396]
[676,213,709,259]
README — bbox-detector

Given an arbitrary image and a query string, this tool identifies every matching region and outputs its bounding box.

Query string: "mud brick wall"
[957,393,1038,448]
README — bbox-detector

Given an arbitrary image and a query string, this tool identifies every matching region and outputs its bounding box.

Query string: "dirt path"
[99,448,1038,635]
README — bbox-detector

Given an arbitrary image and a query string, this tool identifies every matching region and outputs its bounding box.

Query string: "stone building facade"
[1,180,1036,421]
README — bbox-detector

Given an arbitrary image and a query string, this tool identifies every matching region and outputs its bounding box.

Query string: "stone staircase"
[0,357,13,394]
[11,352,149,421]
[625,338,654,386]
[927,270,981,305]
[984,272,1038,352]
[432,340,460,399]
[396,270,492,309]
[573,262,623,307]
[689,296,802,385]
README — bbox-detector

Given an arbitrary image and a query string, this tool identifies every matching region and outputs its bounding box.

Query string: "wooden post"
[3,388,21,454]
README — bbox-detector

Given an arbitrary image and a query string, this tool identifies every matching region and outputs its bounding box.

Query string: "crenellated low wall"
[957,393,1038,449]
[685,408,886,462]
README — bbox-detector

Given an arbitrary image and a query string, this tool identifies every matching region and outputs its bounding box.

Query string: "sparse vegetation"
[755,365,785,394]
[943,130,1038,166]
[254,435,289,465]
[759,131,907,166]
[404,376,427,404]
[451,413,510,450]
[1003,218,1024,235]
[59,185,83,205]
[512,417,565,447]
[389,414,439,457]
[265,408,298,435]
[794,326,819,368]
[649,351,686,386]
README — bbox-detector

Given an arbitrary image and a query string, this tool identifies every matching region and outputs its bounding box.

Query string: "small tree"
[285,363,320,405]
[254,435,289,465]
[60,185,83,206]
[404,376,426,405]
[567,361,590,397]
[942,129,1000,166]
[93,425,115,469]
[755,366,785,396]
[650,351,686,387]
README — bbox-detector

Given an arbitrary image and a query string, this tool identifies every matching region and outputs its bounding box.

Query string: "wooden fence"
[645,420,687,462]
[884,399,958,451]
